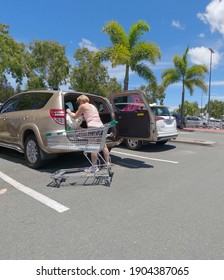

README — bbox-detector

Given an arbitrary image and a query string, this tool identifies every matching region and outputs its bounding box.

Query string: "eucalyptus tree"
[99,20,161,90]
[26,40,70,89]
[138,83,165,105]
[70,48,122,96]
[162,47,208,128]
[0,74,15,102]
[0,23,26,83]
[204,100,224,119]
[176,100,200,116]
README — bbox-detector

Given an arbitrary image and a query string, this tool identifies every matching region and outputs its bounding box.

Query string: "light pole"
[207,48,214,122]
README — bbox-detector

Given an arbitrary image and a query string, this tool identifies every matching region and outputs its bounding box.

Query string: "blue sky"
[1,0,224,110]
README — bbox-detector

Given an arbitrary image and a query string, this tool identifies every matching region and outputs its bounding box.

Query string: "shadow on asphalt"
[119,142,177,153]
[0,146,154,175]
[1,139,177,174]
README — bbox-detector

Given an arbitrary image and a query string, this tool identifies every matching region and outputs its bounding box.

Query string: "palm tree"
[162,47,208,128]
[99,20,161,90]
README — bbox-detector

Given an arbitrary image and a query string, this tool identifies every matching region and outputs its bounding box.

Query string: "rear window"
[151,106,171,116]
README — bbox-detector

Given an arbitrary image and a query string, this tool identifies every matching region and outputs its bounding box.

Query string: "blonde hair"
[77,95,89,103]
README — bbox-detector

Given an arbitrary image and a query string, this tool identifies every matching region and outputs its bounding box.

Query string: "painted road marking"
[112,150,179,164]
[0,171,69,213]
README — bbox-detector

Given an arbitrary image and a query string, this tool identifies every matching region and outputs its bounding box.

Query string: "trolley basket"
[46,120,117,188]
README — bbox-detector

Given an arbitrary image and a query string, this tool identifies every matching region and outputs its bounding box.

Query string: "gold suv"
[0,89,158,168]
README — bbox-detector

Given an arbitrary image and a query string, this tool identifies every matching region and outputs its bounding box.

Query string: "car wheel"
[125,139,143,150]
[24,135,45,169]
[156,140,168,145]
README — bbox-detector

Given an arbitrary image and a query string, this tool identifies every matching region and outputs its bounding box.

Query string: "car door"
[109,90,157,141]
[0,96,21,144]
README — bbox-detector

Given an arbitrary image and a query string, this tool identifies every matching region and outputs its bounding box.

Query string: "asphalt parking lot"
[0,130,224,260]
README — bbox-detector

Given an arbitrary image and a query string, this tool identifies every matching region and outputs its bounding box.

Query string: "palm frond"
[184,80,194,95]
[134,63,157,84]
[129,20,150,47]
[96,48,111,62]
[173,55,187,76]
[186,65,208,79]
[131,41,161,65]
[161,69,180,88]
[110,44,130,66]
[102,21,129,46]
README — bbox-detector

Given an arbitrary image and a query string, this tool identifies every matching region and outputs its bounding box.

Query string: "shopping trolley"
[46,120,117,188]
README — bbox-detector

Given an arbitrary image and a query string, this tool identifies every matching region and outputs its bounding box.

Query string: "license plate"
[165,119,173,125]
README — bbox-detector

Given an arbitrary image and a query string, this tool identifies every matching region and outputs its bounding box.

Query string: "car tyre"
[24,135,46,169]
[125,139,143,150]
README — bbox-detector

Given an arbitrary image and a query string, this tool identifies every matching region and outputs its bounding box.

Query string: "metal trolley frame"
[46,121,117,188]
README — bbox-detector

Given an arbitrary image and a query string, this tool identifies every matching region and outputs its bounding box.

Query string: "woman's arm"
[66,104,85,119]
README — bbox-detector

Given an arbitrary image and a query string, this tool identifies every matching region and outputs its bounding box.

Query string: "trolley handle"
[45,120,118,137]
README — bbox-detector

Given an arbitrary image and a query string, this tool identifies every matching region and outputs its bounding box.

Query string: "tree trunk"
[180,81,185,129]
[123,64,129,91]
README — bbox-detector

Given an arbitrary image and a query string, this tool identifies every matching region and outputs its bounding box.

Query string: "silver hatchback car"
[125,104,178,150]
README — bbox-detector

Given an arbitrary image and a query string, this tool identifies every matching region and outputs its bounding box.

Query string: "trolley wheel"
[47,177,66,188]
[105,177,111,187]
[47,180,60,188]
[104,171,114,186]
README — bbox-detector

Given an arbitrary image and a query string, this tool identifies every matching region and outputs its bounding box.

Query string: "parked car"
[172,113,186,128]
[0,89,158,168]
[208,118,223,129]
[185,116,203,128]
[124,104,178,150]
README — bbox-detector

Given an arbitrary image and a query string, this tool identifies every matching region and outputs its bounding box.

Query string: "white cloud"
[197,0,224,35]
[78,38,98,51]
[198,33,205,38]
[188,46,221,68]
[171,20,185,30]
[212,81,224,86]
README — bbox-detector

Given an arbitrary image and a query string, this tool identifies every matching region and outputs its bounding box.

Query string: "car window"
[1,96,19,113]
[94,101,106,113]
[114,94,145,112]
[1,92,52,113]
[151,106,170,116]
[17,92,53,110]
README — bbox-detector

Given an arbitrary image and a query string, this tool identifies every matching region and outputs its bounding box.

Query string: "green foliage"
[0,75,15,103]
[70,48,121,96]
[0,23,26,83]
[26,40,70,89]
[101,20,161,90]
[176,100,200,116]
[138,83,165,105]
[204,100,224,119]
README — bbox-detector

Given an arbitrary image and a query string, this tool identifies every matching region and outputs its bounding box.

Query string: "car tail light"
[155,116,164,121]
[50,109,65,125]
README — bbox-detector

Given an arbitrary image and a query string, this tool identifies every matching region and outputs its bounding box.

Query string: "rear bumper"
[157,132,178,142]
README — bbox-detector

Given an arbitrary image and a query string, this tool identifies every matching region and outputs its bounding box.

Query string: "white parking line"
[0,171,69,213]
[112,150,179,164]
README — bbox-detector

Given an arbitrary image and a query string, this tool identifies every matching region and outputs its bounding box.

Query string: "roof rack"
[23,87,60,91]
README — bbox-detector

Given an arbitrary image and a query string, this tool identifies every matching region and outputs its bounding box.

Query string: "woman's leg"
[91,152,98,165]
[102,145,110,163]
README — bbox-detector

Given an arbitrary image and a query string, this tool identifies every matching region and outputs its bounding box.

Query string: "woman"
[66,95,110,172]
